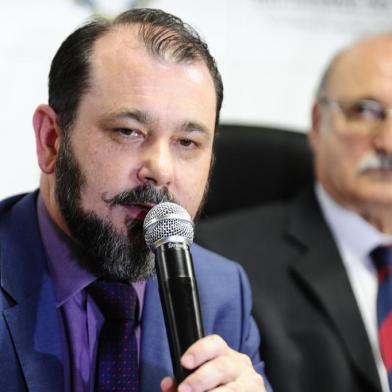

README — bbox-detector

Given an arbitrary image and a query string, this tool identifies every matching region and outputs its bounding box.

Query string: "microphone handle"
[154,242,204,383]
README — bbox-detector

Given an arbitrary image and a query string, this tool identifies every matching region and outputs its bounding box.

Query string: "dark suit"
[196,187,382,392]
[0,192,269,391]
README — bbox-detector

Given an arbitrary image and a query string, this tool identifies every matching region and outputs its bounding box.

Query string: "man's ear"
[308,101,321,153]
[33,104,61,174]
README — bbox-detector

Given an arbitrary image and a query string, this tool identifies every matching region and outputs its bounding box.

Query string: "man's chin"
[65,213,154,282]
[350,185,392,208]
[76,244,156,282]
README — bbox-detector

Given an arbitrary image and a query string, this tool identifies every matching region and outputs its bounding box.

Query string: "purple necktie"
[371,246,392,390]
[88,279,139,392]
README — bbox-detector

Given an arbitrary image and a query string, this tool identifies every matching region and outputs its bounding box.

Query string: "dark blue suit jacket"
[0,192,268,391]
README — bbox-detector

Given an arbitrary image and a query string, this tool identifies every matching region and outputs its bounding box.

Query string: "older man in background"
[197,33,392,392]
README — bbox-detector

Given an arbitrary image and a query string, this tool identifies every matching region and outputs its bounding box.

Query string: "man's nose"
[136,140,174,187]
[373,112,392,153]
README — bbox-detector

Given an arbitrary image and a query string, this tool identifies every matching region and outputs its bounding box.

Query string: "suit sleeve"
[236,264,273,392]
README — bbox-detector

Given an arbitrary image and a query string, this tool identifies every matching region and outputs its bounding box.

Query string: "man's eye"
[347,101,385,122]
[114,128,140,137]
[178,138,197,148]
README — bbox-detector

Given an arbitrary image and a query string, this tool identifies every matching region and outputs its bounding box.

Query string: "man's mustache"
[103,183,175,208]
[357,152,392,173]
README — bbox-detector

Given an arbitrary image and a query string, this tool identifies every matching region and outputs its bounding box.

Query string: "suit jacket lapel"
[139,276,172,391]
[0,192,64,391]
[288,189,381,391]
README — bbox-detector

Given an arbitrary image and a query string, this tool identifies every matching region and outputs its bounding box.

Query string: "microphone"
[143,202,204,383]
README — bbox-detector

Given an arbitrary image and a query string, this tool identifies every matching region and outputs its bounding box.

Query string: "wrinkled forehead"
[326,37,392,101]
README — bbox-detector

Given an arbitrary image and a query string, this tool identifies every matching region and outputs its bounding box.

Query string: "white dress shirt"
[316,183,391,392]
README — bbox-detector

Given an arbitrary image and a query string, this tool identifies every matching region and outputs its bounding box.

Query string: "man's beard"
[54,134,177,282]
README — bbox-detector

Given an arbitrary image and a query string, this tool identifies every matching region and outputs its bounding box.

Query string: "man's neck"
[356,205,392,235]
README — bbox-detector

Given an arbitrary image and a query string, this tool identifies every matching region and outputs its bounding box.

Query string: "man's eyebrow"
[103,109,153,124]
[344,95,380,103]
[180,121,213,136]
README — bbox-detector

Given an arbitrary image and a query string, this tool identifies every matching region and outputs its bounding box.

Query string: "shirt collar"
[36,194,146,314]
[315,183,392,260]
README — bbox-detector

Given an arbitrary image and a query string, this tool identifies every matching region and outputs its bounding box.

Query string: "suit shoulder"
[191,242,244,275]
[190,243,253,315]
[0,193,29,217]
[191,243,251,291]
[0,193,37,251]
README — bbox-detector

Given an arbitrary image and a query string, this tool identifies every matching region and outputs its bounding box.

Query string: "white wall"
[1,0,392,199]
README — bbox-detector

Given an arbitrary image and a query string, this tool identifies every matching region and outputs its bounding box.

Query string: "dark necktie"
[371,246,392,389]
[88,279,139,392]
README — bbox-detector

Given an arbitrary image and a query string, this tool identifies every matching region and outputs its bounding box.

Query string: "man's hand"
[160,334,266,392]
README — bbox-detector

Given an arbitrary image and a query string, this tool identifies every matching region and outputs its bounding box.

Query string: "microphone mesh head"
[143,202,194,250]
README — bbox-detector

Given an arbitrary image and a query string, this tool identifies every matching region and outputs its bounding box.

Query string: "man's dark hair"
[48,8,223,134]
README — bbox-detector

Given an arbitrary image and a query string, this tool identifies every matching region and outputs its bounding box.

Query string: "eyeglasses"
[319,97,392,135]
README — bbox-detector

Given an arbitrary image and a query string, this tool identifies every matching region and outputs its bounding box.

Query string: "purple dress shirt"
[37,196,146,392]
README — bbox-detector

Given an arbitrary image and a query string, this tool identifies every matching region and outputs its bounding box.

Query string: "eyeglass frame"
[317,96,392,135]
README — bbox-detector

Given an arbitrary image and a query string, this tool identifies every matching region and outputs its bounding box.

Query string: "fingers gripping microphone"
[143,202,204,383]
